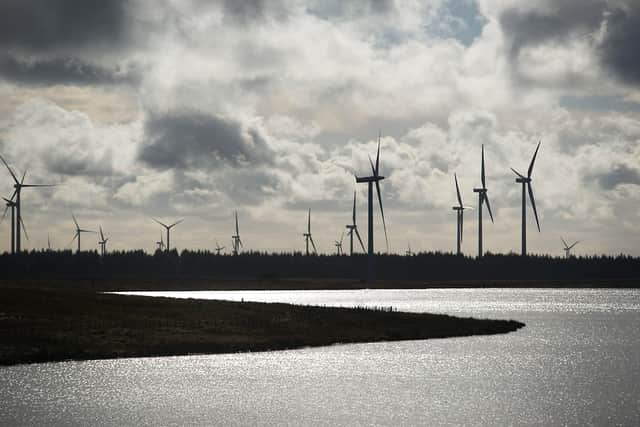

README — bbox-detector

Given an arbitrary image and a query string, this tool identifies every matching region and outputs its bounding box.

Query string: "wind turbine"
[355,133,388,282]
[511,141,541,256]
[231,211,242,255]
[473,145,494,258]
[405,241,413,256]
[561,237,579,258]
[215,239,225,255]
[452,174,473,256]
[152,218,183,252]
[98,226,109,256]
[0,155,55,253]
[334,232,344,255]
[70,214,94,253]
[1,195,17,254]
[345,191,366,256]
[303,208,317,255]
[155,233,165,251]
[47,233,52,251]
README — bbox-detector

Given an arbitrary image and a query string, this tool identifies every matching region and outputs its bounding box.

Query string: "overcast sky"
[1,0,639,256]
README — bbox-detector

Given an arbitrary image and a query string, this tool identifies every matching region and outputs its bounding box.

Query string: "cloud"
[0,54,141,86]
[139,110,275,170]
[0,0,130,52]
[593,163,640,190]
[600,2,640,85]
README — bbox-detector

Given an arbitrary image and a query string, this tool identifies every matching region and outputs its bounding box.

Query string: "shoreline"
[0,287,524,367]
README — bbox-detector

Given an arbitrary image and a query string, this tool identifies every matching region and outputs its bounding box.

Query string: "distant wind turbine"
[1,195,18,254]
[345,191,366,256]
[232,211,242,255]
[98,226,109,256]
[303,209,317,255]
[215,239,225,255]
[70,214,94,253]
[511,141,541,256]
[152,218,183,253]
[334,232,344,255]
[452,174,473,256]
[473,145,494,258]
[355,133,388,282]
[47,233,52,251]
[405,241,413,256]
[156,232,165,251]
[561,237,579,258]
[0,154,55,253]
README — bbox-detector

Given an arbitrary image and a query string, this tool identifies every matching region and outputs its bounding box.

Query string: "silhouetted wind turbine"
[473,145,494,258]
[561,237,579,258]
[215,239,225,255]
[152,218,183,253]
[0,155,55,253]
[98,226,109,256]
[70,214,94,253]
[334,232,344,255]
[355,133,388,282]
[345,191,365,256]
[47,233,52,251]
[232,211,242,255]
[155,233,165,251]
[1,195,17,254]
[303,209,317,255]
[405,241,413,256]
[511,141,541,256]
[452,174,473,256]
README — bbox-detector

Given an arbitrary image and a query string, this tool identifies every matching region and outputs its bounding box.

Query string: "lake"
[1,288,639,426]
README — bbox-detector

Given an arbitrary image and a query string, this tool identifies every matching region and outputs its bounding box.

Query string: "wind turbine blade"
[569,241,580,250]
[0,154,19,184]
[561,237,568,248]
[460,210,464,242]
[152,217,168,228]
[368,155,376,176]
[99,226,105,241]
[484,193,495,223]
[307,208,311,234]
[375,133,380,175]
[235,212,239,235]
[72,213,79,229]
[528,140,541,178]
[354,228,366,252]
[528,183,540,232]
[454,173,463,207]
[21,184,56,188]
[169,219,184,228]
[340,231,344,245]
[68,233,78,246]
[511,168,525,179]
[352,191,356,224]
[238,238,243,248]
[20,170,26,185]
[481,144,486,188]
[375,180,389,251]
[0,205,8,224]
[310,236,317,254]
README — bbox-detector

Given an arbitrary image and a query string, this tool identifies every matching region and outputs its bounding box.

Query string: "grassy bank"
[0,288,524,366]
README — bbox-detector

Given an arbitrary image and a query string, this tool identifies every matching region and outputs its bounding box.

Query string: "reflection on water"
[2,289,639,426]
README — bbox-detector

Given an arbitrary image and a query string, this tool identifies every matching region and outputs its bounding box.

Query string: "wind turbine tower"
[355,133,388,282]
[511,141,541,256]
[303,208,317,255]
[152,218,183,253]
[345,191,366,256]
[561,237,579,258]
[0,155,55,253]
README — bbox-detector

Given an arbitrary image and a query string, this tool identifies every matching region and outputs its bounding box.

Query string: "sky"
[0,0,639,256]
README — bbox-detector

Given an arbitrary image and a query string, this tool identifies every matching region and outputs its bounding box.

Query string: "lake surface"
[2,288,639,426]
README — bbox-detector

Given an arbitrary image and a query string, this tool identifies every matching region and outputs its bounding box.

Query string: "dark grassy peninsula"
[0,287,524,366]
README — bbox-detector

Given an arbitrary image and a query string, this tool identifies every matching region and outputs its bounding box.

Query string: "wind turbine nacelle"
[355,175,384,183]
[473,188,487,193]
[515,177,531,183]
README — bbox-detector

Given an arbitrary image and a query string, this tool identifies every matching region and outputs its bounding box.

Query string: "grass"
[0,287,524,366]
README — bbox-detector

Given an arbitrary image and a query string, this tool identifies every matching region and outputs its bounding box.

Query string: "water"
[1,288,639,426]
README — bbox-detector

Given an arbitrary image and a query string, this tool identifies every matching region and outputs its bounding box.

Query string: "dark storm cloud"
[139,111,274,170]
[593,164,640,190]
[499,0,640,86]
[0,0,130,52]
[221,0,289,24]
[0,54,140,86]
